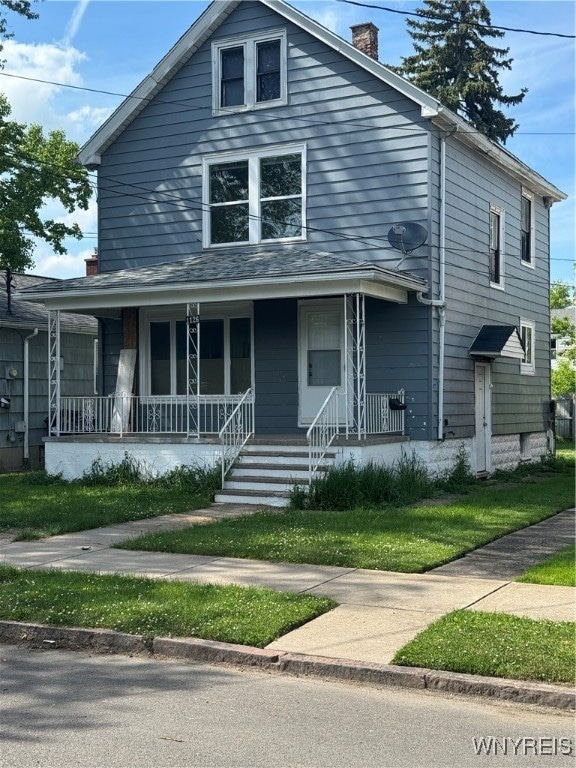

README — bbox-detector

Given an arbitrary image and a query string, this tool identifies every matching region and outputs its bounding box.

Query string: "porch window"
[204,146,305,247]
[212,31,286,115]
[149,318,251,395]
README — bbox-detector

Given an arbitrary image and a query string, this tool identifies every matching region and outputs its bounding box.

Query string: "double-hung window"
[520,319,535,375]
[489,204,504,287]
[520,190,534,267]
[203,146,305,247]
[213,31,287,114]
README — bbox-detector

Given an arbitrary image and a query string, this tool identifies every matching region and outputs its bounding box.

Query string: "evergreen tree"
[397,0,527,144]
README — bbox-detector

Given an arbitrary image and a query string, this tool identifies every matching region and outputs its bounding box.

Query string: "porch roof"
[19,248,428,314]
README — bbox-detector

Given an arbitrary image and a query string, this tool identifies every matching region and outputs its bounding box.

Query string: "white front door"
[299,302,344,424]
[474,362,492,473]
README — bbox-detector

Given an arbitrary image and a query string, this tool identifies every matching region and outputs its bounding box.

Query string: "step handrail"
[219,388,255,486]
[307,386,340,483]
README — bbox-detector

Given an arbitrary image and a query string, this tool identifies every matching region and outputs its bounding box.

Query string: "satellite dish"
[387,223,428,255]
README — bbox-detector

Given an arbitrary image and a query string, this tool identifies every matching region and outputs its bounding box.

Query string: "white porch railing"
[219,388,255,485]
[308,389,406,483]
[366,389,406,435]
[55,394,249,437]
[307,387,343,482]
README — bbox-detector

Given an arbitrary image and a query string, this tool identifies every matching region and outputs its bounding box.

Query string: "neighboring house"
[551,306,576,369]
[1,271,97,471]
[22,0,566,503]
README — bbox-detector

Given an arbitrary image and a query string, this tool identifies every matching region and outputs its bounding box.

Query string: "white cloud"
[31,246,95,280]
[63,0,91,47]
[2,40,85,127]
[57,197,99,235]
[67,104,114,131]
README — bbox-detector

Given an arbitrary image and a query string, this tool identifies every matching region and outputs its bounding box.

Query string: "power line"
[0,70,574,137]
[336,0,576,39]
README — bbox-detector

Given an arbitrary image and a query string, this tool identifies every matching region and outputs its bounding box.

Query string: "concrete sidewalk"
[0,506,574,666]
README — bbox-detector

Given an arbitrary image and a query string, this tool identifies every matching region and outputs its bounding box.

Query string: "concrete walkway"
[0,507,574,666]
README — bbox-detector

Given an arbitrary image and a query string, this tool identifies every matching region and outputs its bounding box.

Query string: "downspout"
[416,128,453,440]
[23,328,39,461]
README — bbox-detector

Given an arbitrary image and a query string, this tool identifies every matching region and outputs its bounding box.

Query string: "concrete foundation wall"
[44,431,550,481]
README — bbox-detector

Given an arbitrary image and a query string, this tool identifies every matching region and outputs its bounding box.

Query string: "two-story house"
[22,0,566,504]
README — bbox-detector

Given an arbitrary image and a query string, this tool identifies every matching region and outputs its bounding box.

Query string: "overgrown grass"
[392,610,576,684]
[0,565,335,648]
[517,545,576,587]
[0,455,220,540]
[121,470,574,572]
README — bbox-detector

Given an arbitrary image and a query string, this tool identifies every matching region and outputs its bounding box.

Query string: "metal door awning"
[469,325,524,359]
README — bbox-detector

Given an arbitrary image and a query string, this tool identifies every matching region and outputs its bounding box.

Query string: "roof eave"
[21,268,427,312]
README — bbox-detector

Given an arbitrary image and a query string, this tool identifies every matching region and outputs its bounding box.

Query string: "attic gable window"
[203,146,306,248]
[212,31,287,114]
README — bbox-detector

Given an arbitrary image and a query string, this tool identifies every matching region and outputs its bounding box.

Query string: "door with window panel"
[299,304,344,424]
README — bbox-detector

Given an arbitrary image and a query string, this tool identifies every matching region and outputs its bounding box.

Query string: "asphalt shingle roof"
[1,271,97,332]
[19,248,426,296]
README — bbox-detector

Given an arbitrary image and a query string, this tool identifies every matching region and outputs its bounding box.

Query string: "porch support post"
[345,294,366,439]
[48,310,61,437]
[186,302,200,439]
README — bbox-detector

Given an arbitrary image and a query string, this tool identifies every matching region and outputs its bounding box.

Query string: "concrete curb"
[1,620,574,712]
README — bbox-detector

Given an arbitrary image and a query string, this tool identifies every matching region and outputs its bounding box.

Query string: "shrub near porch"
[120,454,574,573]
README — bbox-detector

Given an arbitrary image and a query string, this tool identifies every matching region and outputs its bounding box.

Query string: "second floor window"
[213,31,286,114]
[489,205,504,286]
[204,147,305,247]
[520,191,534,266]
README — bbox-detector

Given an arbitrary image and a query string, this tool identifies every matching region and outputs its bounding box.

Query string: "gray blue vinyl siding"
[0,327,96,471]
[440,138,550,437]
[254,299,301,434]
[97,0,431,283]
[91,0,553,444]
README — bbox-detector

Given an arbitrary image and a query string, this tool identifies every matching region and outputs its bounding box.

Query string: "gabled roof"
[1,272,97,333]
[469,325,525,360]
[77,0,565,202]
[19,248,427,313]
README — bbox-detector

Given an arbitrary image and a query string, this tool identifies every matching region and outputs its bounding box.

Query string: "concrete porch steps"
[214,441,337,507]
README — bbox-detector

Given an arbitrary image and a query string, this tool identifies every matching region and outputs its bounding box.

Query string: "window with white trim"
[143,314,252,396]
[520,319,535,375]
[489,204,504,287]
[203,146,305,247]
[520,189,535,267]
[212,31,287,114]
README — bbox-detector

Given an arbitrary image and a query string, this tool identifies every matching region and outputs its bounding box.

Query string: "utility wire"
[336,0,576,39]
[0,71,574,137]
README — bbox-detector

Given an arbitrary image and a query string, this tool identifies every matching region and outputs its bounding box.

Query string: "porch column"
[345,294,366,439]
[186,302,200,438]
[48,310,61,436]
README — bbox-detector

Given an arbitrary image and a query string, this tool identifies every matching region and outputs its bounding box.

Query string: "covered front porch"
[23,248,428,484]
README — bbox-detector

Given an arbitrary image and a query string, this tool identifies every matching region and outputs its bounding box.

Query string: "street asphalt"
[0,505,574,710]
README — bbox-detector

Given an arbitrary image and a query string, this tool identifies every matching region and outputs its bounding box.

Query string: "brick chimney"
[350,22,379,60]
[85,248,99,276]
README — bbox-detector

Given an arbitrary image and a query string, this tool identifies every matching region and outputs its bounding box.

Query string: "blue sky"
[1,0,574,283]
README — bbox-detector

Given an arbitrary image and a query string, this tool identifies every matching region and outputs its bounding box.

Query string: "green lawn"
[0,565,335,647]
[0,471,215,540]
[392,610,576,684]
[517,545,576,587]
[120,472,574,572]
